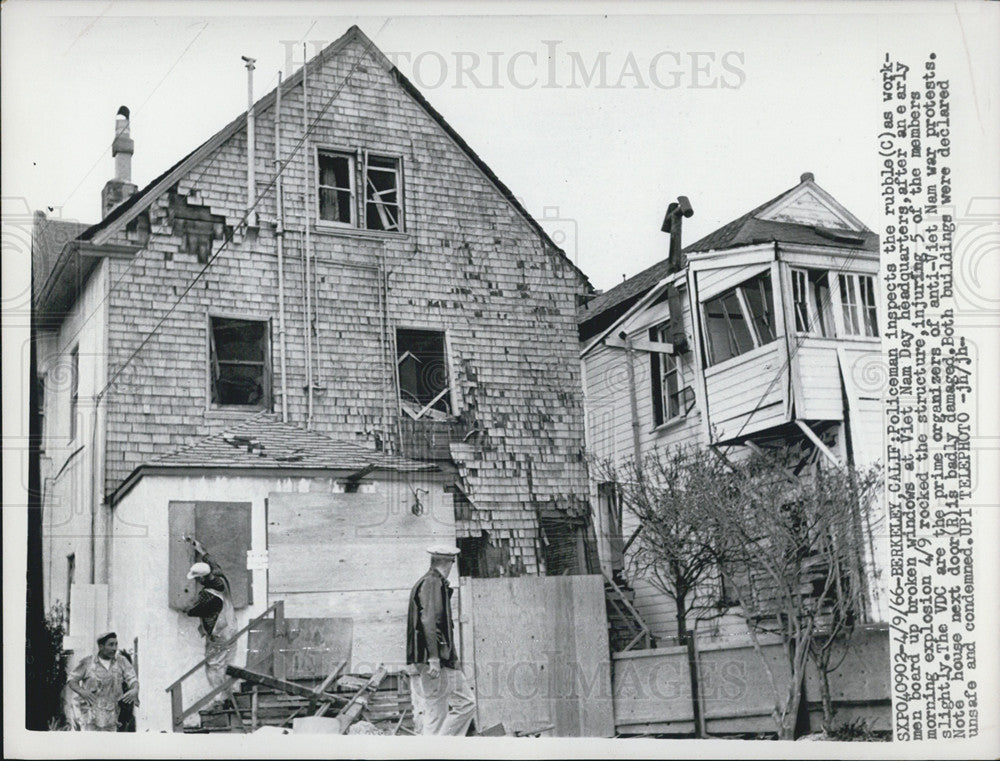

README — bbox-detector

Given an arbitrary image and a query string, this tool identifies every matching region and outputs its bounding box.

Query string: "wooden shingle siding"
[102,36,590,571]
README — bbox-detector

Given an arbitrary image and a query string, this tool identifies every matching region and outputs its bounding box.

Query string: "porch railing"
[165,600,288,731]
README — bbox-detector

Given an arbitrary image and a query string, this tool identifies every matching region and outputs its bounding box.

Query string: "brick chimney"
[101,106,138,218]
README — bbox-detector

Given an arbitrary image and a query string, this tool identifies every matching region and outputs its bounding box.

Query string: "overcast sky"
[3,1,998,292]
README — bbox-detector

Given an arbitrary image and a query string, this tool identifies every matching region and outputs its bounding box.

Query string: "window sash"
[792,269,810,333]
[317,151,355,225]
[837,273,877,337]
[859,275,879,337]
[364,154,402,231]
[703,272,774,365]
[209,318,270,407]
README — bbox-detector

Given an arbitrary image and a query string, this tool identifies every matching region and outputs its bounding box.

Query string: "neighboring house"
[31,25,598,729]
[580,173,887,643]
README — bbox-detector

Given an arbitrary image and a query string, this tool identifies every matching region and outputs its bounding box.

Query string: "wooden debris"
[333,666,387,734]
[225,665,346,704]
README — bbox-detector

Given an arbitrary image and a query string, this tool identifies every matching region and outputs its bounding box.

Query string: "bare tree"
[595,446,736,735]
[712,446,883,738]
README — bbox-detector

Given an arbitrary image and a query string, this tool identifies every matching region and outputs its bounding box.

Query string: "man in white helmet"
[406,544,476,735]
[184,537,237,697]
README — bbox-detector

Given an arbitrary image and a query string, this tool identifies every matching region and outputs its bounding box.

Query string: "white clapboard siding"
[792,340,845,421]
[704,343,786,440]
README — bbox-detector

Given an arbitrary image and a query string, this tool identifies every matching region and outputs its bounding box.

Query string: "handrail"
[603,572,652,650]
[165,600,284,693]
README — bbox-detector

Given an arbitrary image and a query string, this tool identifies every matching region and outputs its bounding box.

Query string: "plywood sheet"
[267,489,454,673]
[466,575,614,737]
[195,502,252,608]
[167,502,197,610]
[247,617,353,680]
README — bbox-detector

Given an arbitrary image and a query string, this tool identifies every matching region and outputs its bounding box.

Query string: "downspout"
[274,72,289,422]
[89,405,99,583]
[242,56,258,228]
[302,45,314,428]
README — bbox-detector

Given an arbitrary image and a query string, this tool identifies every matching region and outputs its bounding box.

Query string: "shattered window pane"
[703,272,775,365]
[365,155,402,231]
[396,328,449,416]
[210,317,269,407]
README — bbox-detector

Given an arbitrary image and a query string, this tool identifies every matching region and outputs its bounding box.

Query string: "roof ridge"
[75,25,591,289]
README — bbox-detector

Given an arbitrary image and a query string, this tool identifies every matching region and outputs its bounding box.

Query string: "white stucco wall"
[37,259,109,656]
[109,470,449,732]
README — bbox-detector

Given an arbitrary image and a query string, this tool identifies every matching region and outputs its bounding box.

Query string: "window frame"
[395,326,455,418]
[315,147,357,228]
[206,313,272,411]
[651,322,694,426]
[837,272,879,338]
[315,146,406,234]
[363,151,405,233]
[700,271,777,367]
[790,266,835,338]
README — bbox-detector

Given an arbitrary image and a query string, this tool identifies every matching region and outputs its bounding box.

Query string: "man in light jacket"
[406,545,475,735]
[184,537,238,696]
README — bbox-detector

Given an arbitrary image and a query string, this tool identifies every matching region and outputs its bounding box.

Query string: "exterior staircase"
[604,573,655,652]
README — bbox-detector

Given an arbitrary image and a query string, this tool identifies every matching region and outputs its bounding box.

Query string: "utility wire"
[96,20,391,403]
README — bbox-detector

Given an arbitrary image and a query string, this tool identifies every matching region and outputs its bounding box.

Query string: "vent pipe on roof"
[661,195,694,273]
[101,106,138,218]
[242,56,258,228]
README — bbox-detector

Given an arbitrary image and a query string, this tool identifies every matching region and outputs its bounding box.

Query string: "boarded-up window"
[209,317,270,408]
[168,501,252,610]
[396,328,450,416]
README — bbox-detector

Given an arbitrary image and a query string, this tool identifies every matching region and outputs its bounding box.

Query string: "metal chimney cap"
[117,105,130,120]
[800,172,815,183]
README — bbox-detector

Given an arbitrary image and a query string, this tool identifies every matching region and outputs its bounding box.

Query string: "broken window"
[365,154,402,232]
[702,272,777,365]
[650,323,695,425]
[791,268,834,337]
[838,273,879,337]
[209,317,270,407]
[540,517,586,576]
[69,346,79,442]
[396,328,451,418]
[318,151,355,225]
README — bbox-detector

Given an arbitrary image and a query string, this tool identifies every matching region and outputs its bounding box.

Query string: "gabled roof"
[148,415,437,473]
[31,212,93,303]
[74,25,590,288]
[577,175,877,339]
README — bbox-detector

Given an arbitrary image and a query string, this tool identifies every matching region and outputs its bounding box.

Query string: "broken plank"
[226,666,347,704]
[313,660,347,697]
[333,665,387,733]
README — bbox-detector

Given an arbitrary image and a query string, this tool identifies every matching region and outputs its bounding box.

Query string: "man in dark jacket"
[406,545,475,735]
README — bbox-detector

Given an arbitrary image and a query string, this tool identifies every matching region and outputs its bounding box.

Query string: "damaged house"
[579,174,890,734]
[32,26,608,733]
